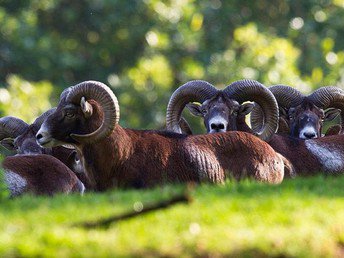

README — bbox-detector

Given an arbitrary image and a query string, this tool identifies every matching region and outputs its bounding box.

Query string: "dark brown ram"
[3,154,85,197]
[36,81,294,191]
[0,110,88,185]
[166,79,279,141]
[250,85,344,139]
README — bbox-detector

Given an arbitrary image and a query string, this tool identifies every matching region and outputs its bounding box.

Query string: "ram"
[166,79,279,141]
[36,81,294,191]
[167,80,344,176]
[3,154,85,197]
[250,85,344,139]
[0,110,87,185]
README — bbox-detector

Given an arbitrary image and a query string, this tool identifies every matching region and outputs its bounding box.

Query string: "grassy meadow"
[0,174,344,257]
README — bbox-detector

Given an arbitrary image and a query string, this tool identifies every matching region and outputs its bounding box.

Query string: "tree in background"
[0,0,343,131]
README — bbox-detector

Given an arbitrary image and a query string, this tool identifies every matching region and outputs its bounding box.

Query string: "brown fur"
[237,123,344,176]
[3,154,84,196]
[1,116,90,187]
[76,127,287,190]
[39,100,290,191]
[189,96,344,176]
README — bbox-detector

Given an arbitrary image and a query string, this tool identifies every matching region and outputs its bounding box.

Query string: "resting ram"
[0,110,87,185]
[166,79,279,142]
[35,81,294,191]
[166,80,344,176]
[250,85,344,139]
[3,154,85,197]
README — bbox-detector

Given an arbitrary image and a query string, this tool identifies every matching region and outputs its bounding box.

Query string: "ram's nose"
[36,133,43,141]
[36,126,52,146]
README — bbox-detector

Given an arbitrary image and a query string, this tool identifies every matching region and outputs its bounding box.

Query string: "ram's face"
[186,94,254,133]
[289,102,340,139]
[15,130,44,154]
[37,103,84,147]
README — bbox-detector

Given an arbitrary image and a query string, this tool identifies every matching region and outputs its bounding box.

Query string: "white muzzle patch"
[299,126,317,139]
[208,115,228,133]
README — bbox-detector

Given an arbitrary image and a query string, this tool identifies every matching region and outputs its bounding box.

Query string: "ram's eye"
[65,112,75,118]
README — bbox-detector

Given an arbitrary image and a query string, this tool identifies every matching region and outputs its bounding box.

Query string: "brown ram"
[250,85,344,139]
[3,154,85,197]
[0,110,88,185]
[36,81,294,191]
[166,79,279,141]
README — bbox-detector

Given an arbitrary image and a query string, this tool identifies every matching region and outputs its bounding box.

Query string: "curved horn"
[0,116,29,140]
[33,108,57,126]
[179,117,193,135]
[166,80,218,133]
[269,85,304,109]
[308,86,344,129]
[223,80,278,141]
[60,88,72,102]
[250,85,304,134]
[65,81,119,143]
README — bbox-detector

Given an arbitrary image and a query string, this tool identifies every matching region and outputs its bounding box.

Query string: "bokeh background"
[1,0,344,131]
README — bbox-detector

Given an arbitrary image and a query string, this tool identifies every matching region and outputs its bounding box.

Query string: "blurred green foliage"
[0,75,53,123]
[1,0,344,129]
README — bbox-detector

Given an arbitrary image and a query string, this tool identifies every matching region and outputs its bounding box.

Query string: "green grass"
[0,176,344,257]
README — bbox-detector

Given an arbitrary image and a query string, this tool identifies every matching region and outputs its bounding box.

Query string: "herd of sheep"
[1,79,344,197]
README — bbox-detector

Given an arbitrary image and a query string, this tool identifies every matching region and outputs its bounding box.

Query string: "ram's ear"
[80,97,93,118]
[0,138,15,151]
[186,103,203,117]
[239,103,254,116]
[324,108,341,122]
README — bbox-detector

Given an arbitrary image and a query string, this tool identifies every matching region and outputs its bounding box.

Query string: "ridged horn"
[250,85,304,134]
[179,117,193,135]
[166,80,218,133]
[269,85,304,109]
[33,108,57,126]
[65,81,119,143]
[308,86,344,129]
[0,116,29,140]
[224,80,278,141]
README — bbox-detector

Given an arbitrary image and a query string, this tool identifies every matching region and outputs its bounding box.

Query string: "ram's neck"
[78,125,132,191]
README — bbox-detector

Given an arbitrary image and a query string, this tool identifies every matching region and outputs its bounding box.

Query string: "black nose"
[211,123,225,130]
[36,133,43,140]
[303,132,316,139]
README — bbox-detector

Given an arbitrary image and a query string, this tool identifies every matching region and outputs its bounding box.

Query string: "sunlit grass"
[0,176,344,257]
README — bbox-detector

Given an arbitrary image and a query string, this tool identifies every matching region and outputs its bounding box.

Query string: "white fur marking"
[4,170,27,196]
[79,182,85,195]
[208,115,228,133]
[73,159,84,174]
[305,141,344,173]
[299,126,317,139]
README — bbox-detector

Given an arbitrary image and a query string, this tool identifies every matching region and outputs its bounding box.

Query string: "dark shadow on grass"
[73,190,192,229]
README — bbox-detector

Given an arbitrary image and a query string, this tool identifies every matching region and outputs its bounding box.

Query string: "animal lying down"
[35,80,294,191]
[2,154,85,197]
